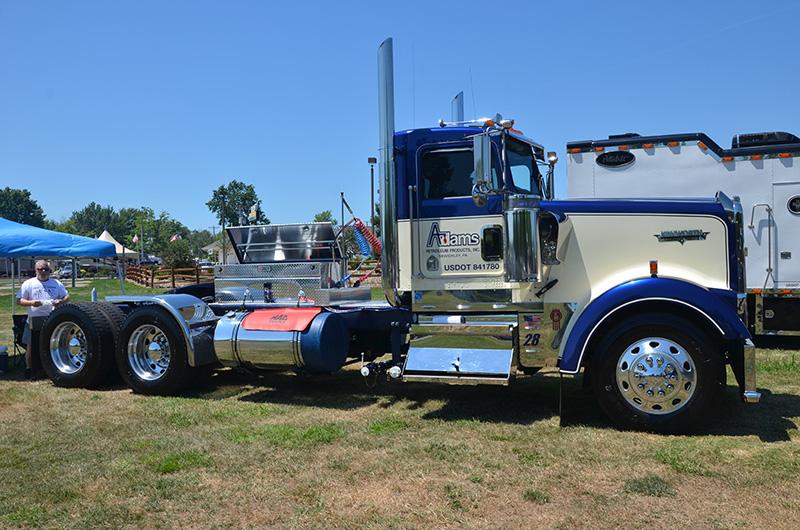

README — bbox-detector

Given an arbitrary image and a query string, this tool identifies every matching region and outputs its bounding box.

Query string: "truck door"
[413,144,505,283]
[772,182,800,289]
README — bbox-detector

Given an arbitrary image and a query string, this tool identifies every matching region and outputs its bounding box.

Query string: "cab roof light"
[642,143,655,149]
[568,147,582,154]
[751,288,763,294]
[779,152,792,158]
[667,141,680,148]
[751,155,763,161]
[722,156,734,162]
[781,289,793,294]
[697,141,707,150]
[618,145,629,151]
[594,146,605,152]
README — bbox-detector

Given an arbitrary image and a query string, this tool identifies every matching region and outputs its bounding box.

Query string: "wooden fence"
[126,261,381,289]
[126,265,215,289]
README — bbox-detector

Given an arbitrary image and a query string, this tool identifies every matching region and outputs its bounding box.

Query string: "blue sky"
[1,1,798,231]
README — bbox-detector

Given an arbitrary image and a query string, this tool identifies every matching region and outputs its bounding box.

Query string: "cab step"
[402,315,516,385]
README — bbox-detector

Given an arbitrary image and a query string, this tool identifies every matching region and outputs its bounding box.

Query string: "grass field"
[1,281,799,528]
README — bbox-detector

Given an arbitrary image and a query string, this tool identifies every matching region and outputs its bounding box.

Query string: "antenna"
[468,67,477,117]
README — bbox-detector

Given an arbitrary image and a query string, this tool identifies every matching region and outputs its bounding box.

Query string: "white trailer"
[567,131,800,336]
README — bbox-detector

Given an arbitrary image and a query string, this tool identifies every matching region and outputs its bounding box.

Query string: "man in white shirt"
[16,260,70,378]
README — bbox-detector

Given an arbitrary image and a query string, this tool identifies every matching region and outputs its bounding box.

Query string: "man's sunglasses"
[37,268,51,272]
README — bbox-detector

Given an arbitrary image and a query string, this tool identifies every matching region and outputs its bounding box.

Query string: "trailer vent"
[731,131,800,149]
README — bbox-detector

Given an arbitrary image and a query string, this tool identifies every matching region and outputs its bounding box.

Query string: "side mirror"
[473,134,492,183]
[472,134,492,207]
[545,151,558,200]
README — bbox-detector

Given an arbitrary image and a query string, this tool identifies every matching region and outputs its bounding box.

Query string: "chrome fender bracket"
[729,338,761,404]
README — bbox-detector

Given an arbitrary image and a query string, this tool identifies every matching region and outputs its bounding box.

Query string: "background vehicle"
[36,39,759,432]
[567,131,800,336]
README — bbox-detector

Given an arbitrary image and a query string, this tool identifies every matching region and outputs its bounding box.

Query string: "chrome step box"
[404,315,516,385]
[402,347,514,385]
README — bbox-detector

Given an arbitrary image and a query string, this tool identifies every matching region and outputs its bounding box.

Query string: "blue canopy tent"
[0,218,116,258]
[0,217,117,315]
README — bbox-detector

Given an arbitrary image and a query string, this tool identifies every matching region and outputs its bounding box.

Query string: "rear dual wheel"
[39,303,118,388]
[115,307,192,395]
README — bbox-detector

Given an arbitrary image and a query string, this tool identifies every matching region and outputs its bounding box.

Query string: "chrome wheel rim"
[49,322,88,375]
[127,324,171,381]
[615,337,697,415]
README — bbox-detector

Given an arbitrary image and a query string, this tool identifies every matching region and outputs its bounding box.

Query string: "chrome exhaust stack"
[378,38,401,306]
[451,91,464,122]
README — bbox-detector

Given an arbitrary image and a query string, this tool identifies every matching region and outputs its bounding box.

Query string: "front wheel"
[116,307,191,395]
[591,313,724,433]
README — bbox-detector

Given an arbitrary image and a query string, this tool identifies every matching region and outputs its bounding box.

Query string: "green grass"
[0,361,798,528]
[522,488,550,504]
[226,423,346,447]
[367,417,409,434]
[759,352,800,373]
[623,474,677,497]
[153,451,211,474]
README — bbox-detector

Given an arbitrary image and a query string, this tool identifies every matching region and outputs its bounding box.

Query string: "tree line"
[0,180,268,267]
[0,181,380,266]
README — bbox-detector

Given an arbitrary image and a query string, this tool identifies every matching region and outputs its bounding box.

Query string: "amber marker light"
[779,153,792,158]
[751,155,763,161]
[594,146,605,152]
[649,260,658,277]
[568,148,581,154]
[667,141,680,147]
[642,143,655,149]
[698,141,707,150]
[722,156,734,162]
[618,145,629,151]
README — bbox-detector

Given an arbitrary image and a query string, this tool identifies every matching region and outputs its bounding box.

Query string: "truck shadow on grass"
[197,368,799,441]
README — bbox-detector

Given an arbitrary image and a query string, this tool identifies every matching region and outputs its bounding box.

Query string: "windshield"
[505,136,542,195]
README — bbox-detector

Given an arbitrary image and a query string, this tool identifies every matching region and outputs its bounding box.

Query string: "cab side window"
[421,148,498,200]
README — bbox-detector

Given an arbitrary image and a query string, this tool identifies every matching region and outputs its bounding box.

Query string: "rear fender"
[559,277,749,374]
[106,294,219,366]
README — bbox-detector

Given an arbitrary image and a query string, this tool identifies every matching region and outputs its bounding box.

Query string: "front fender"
[559,277,749,374]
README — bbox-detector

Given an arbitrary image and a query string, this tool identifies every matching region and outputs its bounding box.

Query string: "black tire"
[39,302,117,388]
[94,302,127,340]
[115,306,191,395]
[591,313,724,433]
[93,302,128,382]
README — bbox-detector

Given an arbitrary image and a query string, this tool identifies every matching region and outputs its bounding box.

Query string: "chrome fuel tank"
[213,310,349,373]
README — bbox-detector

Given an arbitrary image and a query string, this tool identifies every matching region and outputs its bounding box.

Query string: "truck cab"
[393,123,549,297]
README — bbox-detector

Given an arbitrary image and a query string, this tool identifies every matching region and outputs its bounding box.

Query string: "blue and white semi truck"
[37,39,759,432]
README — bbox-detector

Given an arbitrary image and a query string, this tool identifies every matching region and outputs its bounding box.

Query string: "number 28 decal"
[523,333,541,346]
